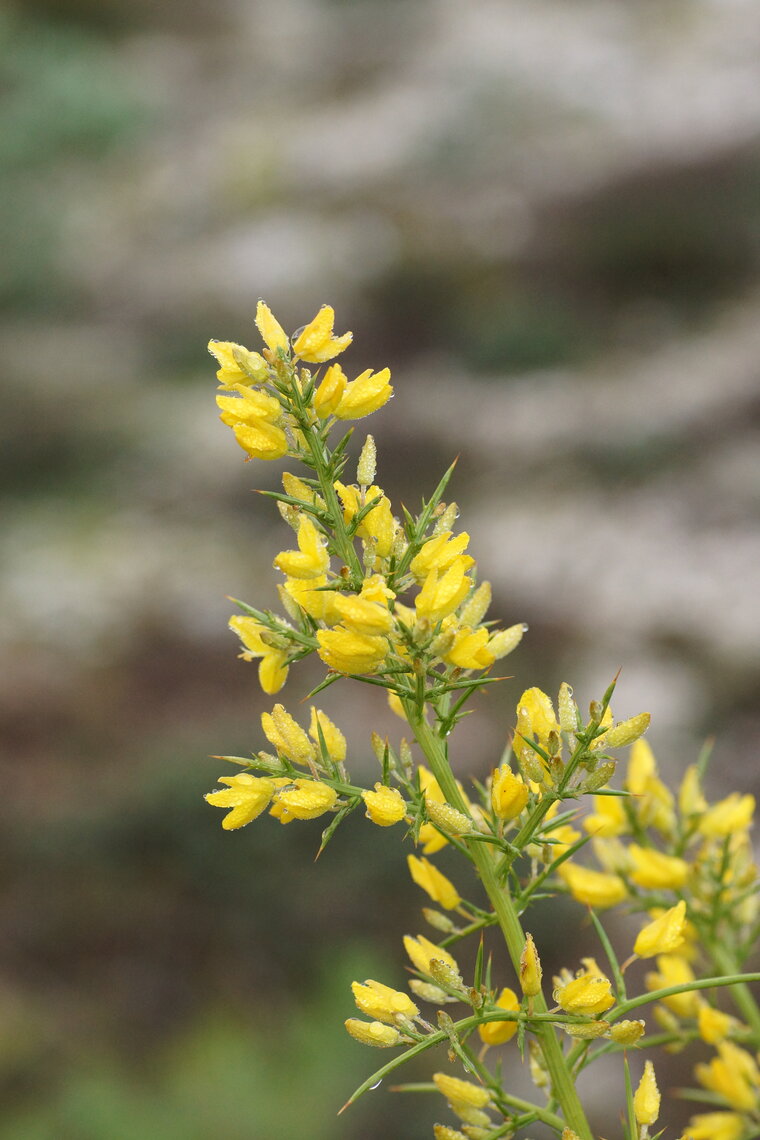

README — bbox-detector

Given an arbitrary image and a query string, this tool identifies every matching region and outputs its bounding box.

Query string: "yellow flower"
[679,1112,745,1140]
[334,366,393,419]
[255,300,289,355]
[228,616,289,694]
[633,901,687,958]
[208,339,268,387]
[626,739,676,833]
[273,516,330,580]
[344,1018,401,1047]
[478,987,520,1046]
[433,1072,491,1109]
[559,863,627,909]
[216,385,282,427]
[351,979,418,1023]
[442,626,495,670]
[553,959,615,1016]
[261,704,315,767]
[519,932,542,997]
[583,793,628,837]
[699,793,755,837]
[281,574,340,624]
[334,481,396,558]
[678,764,707,817]
[633,1060,660,1126]
[205,773,276,830]
[332,584,394,636]
[415,559,472,623]
[409,531,473,581]
[698,1004,736,1045]
[362,783,407,827]
[646,954,699,1018]
[695,1041,759,1113]
[407,855,461,910]
[628,844,689,890]
[274,779,337,821]
[514,687,560,775]
[308,707,346,764]
[292,304,352,363]
[314,362,347,417]
[316,626,387,673]
[491,765,529,820]
[403,934,459,976]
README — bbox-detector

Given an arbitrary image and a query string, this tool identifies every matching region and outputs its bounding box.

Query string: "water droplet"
[521,623,529,632]
[370,1079,383,1090]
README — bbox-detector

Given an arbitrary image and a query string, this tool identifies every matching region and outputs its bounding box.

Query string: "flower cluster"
[203,303,760,1140]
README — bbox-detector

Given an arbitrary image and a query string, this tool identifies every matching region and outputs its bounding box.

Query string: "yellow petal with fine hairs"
[255,300,289,354]
[634,900,686,958]
[292,305,353,363]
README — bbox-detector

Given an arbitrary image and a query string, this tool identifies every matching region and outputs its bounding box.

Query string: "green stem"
[410,713,594,1140]
[696,939,760,1037]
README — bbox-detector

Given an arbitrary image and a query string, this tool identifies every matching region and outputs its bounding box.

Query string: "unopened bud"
[371,731,388,764]
[356,434,377,486]
[277,584,301,621]
[433,502,459,535]
[563,1020,609,1039]
[589,700,604,723]
[429,958,465,992]
[277,500,301,531]
[459,582,492,628]
[517,744,545,785]
[434,1127,468,1140]
[519,933,542,997]
[409,978,454,1004]
[548,756,564,785]
[423,908,457,934]
[562,1130,582,1140]
[430,628,458,657]
[609,1019,645,1045]
[425,799,472,836]
[558,682,578,733]
[579,761,617,794]
[488,622,525,660]
[604,712,651,748]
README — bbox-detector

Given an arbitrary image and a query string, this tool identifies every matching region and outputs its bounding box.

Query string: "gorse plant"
[203,303,760,1140]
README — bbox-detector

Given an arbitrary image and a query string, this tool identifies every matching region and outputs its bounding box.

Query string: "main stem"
[411,713,594,1140]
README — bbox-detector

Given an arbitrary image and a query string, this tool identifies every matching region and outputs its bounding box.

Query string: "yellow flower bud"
[603,712,651,747]
[273,516,330,580]
[678,764,707,817]
[407,855,461,910]
[424,798,472,837]
[403,934,459,976]
[634,1060,660,1126]
[334,367,393,419]
[557,681,578,732]
[257,650,289,694]
[292,304,352,363]
[229,419,288,460]
[334,481,396,558]
[562,1131,582,1140]
[255,300,289,355]
[559,863,627,909]
[356,433,377,486]
[216,386,281,427]
[362,783,407,827]
[699,793,755,837]
[433,1127,468,1140]
[316,626,388,674]
[478,987,520,1046]
[274,779,337,821]
[519,932,542,997]
[344,1018,401,1047]
[487,622,526,660]
[695,1042,759,1113]
[491,765,529,820]
[628,845,689,890]
[634,900,687,958]
[563,1020,610,1039]
[351,979,418,1023]
[432,1073,491,1109]
[331,592,393,636]
[458,580,491,628]
[205,773,276,830]
[409,978,453,1004]
[609,1019,646,1045]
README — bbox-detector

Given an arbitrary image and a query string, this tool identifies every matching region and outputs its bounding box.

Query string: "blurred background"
[2,0,760,1135]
